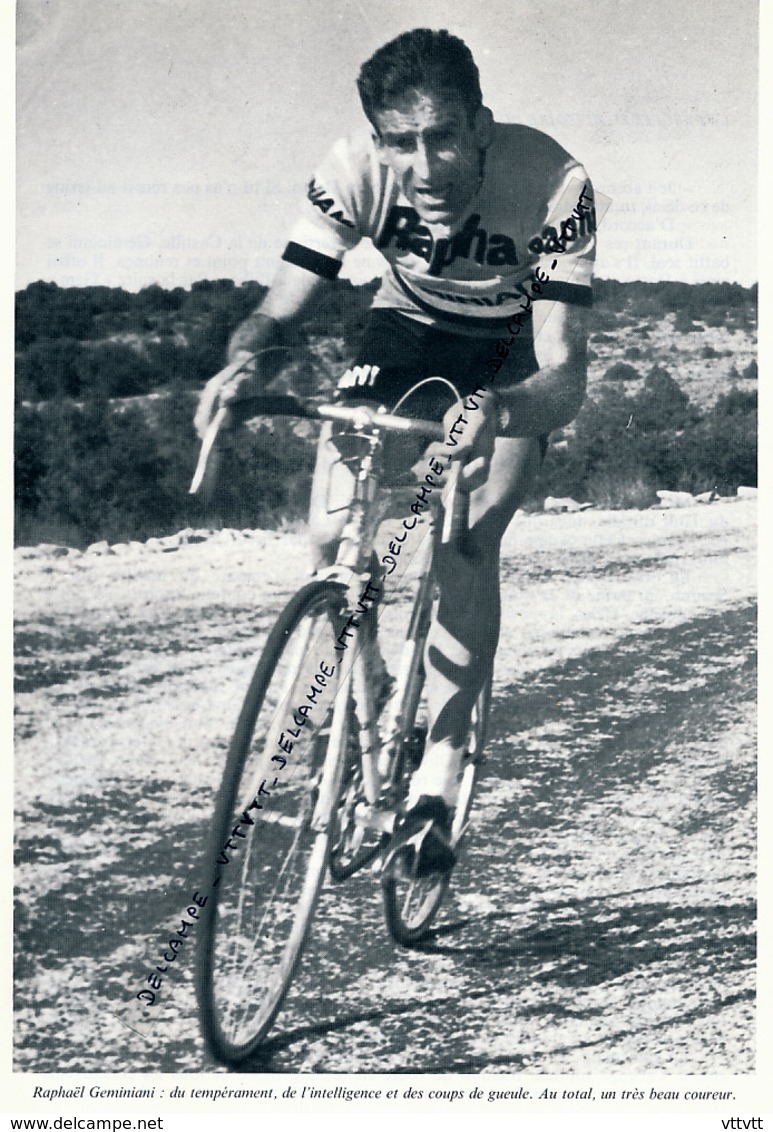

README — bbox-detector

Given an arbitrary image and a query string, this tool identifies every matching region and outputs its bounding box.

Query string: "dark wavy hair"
[357,29,483,128]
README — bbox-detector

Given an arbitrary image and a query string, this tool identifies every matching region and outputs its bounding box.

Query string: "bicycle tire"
[328,724,382,880]
[382,678,490,948]
[196,579,348,1064]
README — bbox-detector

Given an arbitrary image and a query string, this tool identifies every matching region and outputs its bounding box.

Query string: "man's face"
[373,89,490,227]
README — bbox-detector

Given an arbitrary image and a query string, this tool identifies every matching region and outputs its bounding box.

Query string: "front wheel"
[195,579,348,1064]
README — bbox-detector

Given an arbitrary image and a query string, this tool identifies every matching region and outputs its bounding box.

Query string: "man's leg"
[307,422,354,569]
[406,435,542,806]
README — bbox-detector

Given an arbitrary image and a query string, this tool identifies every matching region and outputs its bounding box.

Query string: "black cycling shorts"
[336,308,548,456]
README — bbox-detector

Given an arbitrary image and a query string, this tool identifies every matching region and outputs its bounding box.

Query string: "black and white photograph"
[12,0,762,1112]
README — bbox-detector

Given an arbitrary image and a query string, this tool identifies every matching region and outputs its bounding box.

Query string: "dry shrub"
[604,362,640,382]
[585,470,655,510]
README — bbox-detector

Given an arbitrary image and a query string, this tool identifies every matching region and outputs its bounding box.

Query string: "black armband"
[282,241,342,280]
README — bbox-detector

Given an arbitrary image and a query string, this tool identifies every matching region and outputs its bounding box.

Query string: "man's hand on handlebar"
[426,393,498,494]
[194,311,287,440]
[193,352,262,440]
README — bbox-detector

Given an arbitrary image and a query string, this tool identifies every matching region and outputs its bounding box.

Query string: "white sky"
[16,0,759,291]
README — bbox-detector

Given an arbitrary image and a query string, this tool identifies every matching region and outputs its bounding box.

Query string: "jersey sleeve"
[528,166,598,307]
[282,135,370,280]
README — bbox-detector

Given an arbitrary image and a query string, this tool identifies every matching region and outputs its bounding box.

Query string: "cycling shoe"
[383,795,456,879]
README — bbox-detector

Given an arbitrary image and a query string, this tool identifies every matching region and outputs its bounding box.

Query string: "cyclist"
[195,28,596,877]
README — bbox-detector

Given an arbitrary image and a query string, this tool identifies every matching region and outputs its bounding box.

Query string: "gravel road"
[14,499,756,1073]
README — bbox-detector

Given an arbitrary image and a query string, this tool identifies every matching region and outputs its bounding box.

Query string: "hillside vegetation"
[15,278,757,547]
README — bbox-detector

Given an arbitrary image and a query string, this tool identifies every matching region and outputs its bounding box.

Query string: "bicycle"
[192,362,491,1065]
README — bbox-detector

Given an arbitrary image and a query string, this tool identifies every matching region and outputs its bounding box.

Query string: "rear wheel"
[382,681,490,947]
[328,706,382,880]
[196,580,347,1064]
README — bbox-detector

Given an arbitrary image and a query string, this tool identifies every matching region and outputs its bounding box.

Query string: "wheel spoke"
[196,582,347,1062]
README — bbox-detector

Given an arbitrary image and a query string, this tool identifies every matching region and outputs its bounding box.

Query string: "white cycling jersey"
[283,122,596,337]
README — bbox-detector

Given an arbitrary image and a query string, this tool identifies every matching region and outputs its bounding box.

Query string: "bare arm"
[227,259,332,361]
[499,301,589,436]
[428,300,589,492]
[194,260,332,438]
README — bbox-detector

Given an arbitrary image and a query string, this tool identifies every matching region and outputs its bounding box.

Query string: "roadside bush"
[76,343,158,398]
[584,469,655,510]
[537,371,755,507]
[674,309,703,333]
[14,277,760,543]
[636,367,694,432]
[604,362,640,382]
[200,422,315,532]
[539,438,588,502]
[146,339,210,387]
[682,389,757,493]
[16,338,87,402]
[14,407,47,539]
[589,309,621,333]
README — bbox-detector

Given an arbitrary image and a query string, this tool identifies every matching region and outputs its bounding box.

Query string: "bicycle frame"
[194,379,491,1061]
[191,387,461,837]
[313,419,451,827]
